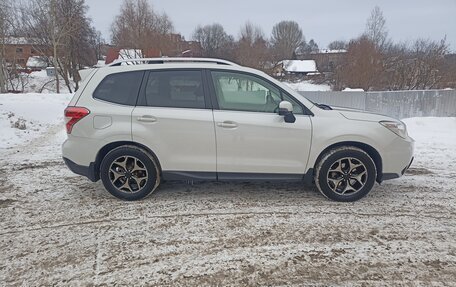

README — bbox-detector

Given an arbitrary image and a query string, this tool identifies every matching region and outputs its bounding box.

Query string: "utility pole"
[0,1,9,93]
[0,39,7,93]
[51,0,60,93]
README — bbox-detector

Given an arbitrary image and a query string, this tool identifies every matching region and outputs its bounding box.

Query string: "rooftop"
[281,60,318,73]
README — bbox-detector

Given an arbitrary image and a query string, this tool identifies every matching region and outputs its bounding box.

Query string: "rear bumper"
[63,157,98,182]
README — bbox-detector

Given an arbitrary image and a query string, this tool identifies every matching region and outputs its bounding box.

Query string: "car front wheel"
[100,146,160,200]
[315,146,377,202]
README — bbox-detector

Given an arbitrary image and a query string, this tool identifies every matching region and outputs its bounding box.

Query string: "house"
[277,60,319,76]
[2,37,50,69]
[301,49,347,73]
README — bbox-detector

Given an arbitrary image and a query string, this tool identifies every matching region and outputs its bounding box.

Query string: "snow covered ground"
[0,84,323,149]
[0,93,72,149]
[283,80,331,91]
[0,93,455,285]
[10,70,73,94]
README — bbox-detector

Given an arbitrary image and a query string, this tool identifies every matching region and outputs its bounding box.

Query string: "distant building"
[300,49,347,73]
[275,60,319,76]
[2,37,50,68]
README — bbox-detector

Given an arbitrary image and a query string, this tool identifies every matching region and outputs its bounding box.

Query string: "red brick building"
[3,37,50,68]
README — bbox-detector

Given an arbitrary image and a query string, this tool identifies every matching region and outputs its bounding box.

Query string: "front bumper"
[380,156,414,181]
[378,133,414,182]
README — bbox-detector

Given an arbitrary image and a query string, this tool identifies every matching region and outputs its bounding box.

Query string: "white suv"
[62,58,414,202]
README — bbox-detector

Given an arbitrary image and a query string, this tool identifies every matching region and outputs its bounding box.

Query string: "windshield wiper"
[317,103,332,110]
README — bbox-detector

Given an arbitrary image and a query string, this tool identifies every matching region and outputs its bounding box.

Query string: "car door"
[132,69,216,179]
[209,70,312,179]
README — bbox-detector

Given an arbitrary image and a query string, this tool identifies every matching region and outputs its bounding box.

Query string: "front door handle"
[217,121,238,128]
[137,115,157,123]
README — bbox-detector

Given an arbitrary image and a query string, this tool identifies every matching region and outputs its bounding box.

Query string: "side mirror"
[278,101,296,123]
[278,101,293,115]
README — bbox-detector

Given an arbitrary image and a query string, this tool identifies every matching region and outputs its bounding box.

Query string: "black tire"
[100,145,160,201]
[315,146,377,202]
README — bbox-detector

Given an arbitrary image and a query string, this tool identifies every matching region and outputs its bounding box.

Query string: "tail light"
[64,107,90,134]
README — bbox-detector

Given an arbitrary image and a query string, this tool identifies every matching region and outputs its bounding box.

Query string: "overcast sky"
[85,0,456,51]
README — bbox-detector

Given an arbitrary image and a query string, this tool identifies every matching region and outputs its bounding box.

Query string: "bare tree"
[298,39,319,55]
[0,0,14,93]
[91,30,105,61]
[271,21,304,60]
[111,0,175,54]
[384,38,448,90]
[409,38,448,89]
[57,0,97,91]
[441,54,456,89]
[335,36,383,91]
[328,40,348,50]
[239,22,264,44]
[192,23,234,59]
[365,6,388,50]
[20,0,87,93]
[236,22,270,70]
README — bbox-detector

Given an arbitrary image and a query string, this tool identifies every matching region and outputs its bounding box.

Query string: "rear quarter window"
[93,71,144,105]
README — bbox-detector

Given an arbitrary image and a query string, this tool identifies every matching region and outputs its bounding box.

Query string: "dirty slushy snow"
[0,93,455,285]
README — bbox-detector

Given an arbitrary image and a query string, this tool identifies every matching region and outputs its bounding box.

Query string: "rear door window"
[93,71,144,105]
[144,70,206,109]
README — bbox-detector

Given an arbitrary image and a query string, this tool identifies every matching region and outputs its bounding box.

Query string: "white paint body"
[62,62,414,181]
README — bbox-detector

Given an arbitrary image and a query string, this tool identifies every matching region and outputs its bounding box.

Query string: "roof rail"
[107,57,238,67]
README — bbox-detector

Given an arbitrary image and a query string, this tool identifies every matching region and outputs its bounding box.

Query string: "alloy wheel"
[326,157,368,195]
[109,156,148,193]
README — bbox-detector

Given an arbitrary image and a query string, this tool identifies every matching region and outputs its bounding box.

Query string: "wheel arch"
[313,141,383,183]
[94,141,162,181]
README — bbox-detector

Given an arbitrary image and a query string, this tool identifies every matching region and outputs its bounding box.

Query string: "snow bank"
[343,87,364,92]
[403,117,456,171]
[282,81,331,91]
[26,56,47,69]
[0,93,72,149]
[404,117,456,138]
[11,70,73,94]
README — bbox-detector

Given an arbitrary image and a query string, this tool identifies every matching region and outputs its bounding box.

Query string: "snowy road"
[1,113,455,285]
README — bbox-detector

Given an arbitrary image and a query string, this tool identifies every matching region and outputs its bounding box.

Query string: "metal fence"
[299,89,456,119]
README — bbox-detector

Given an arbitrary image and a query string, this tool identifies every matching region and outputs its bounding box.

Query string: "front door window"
[211,71,303,114]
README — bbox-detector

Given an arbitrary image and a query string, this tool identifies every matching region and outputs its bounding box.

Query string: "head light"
[379,121,408,138]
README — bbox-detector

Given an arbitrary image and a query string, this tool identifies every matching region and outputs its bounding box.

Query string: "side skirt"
[162,171,314,183]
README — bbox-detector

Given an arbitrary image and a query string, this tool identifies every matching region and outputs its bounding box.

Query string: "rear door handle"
[137,115,157,123]
[217,121,238,128]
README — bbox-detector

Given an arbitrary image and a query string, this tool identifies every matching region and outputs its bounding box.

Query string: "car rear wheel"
[100,146,160,200]
[315,146,377,202]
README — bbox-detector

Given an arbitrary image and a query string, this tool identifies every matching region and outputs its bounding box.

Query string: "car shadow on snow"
[65,175,422,206]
